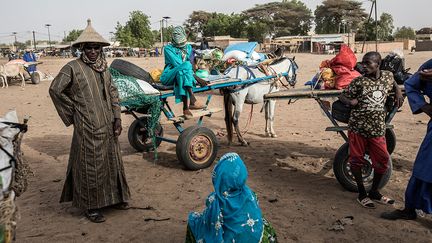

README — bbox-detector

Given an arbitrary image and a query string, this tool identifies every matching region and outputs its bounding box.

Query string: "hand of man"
[113,118,122,137]
[421,104,432,119]
[420,69,432,82]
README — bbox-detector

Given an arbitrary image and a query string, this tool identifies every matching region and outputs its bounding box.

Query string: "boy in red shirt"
[339,52,404,208]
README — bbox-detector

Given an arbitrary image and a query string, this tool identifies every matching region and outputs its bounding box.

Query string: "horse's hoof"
[265,132,271,137]
[271,134,278,138]
[241,141,249,146]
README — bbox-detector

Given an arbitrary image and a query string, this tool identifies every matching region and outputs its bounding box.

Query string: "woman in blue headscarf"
[160,26,207,118]
[186,152,277,243]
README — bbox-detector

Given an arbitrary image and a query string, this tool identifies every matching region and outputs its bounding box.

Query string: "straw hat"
[72,19,110,47]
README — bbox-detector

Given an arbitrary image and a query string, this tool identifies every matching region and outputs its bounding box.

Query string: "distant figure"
[23,49,37,73]
[155,47,159,57]
[200,37,209,50]
[186,152,278,243]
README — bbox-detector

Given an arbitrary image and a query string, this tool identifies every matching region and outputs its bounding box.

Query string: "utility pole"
[361,0,378,53]
[160,19,163,46]
[32,31,36,50]
[45,24,52,49]
[374,0,378,51]
[12,32,17,51]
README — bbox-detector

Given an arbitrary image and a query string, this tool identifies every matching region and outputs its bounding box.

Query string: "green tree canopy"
[243,0,313,38]
[314,0,367,34]
[356,12,395,41]
[394,26,416,40]
[115,11,154,48]
[184,11,213,39]
[63,29,83,42]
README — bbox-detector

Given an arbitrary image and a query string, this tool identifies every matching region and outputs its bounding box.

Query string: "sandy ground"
[1,51,432,243]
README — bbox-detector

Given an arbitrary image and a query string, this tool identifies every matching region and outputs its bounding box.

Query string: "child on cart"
[339,52,404,209]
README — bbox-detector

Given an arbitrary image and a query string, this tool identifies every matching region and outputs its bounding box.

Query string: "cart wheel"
[333,143,393,192]
[31,72,40,84]
[176,126,218,170]
[385,128,396,155]
[127,117,163,152]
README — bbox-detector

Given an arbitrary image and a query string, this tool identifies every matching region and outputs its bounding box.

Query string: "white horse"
[223,57,298,145]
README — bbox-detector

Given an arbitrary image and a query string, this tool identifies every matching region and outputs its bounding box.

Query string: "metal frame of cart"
[125,72,291,170]
[264,87,404,192]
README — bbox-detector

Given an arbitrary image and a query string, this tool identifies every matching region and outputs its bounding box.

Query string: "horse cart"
[110,58,297,170]
[264,87,404,192]
[0,111,30,242]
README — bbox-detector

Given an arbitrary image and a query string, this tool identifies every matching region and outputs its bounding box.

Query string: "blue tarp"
[224,42,258,58]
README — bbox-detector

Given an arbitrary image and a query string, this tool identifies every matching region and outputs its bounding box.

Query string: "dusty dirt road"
[1,52,432,242]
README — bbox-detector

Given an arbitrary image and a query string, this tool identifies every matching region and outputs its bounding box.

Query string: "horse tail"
[223,89,233,144]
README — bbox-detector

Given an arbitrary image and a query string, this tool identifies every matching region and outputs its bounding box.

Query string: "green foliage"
[314,0,367,34]
[393,26,416,40]
[243,0,313,38]
[185,11,213,38]
[63,29,83,42]
[356,12,395,41]
[115,11,154,48]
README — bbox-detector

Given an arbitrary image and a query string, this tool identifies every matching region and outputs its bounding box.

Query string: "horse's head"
[269,57,298,87]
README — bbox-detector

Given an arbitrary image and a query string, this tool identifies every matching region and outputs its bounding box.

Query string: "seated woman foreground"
[186,152,277,243]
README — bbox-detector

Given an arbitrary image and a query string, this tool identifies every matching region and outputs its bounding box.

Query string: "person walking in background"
[49,19,130,223]
[381,59,432,220]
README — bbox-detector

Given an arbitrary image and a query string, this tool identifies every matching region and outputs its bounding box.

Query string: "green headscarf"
[172,26,187,48]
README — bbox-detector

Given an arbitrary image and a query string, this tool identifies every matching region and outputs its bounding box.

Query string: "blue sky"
[0,0,429,43]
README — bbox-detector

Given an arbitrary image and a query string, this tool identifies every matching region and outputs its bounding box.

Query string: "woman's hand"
[113,118,122,137]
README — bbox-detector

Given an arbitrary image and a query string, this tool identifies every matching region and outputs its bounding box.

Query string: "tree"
[377,13,394,41]
[63,29,83,42]
[184,11,213,39]
[243,0,313,38]
[115,11,154,47]
[356,12,395,41]
[314,0,367,34]
[393,26,416,40]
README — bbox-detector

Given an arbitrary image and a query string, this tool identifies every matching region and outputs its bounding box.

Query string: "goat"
[0,63,26,88]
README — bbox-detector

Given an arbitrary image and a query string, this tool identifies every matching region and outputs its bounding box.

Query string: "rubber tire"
[31,72,40,84]
[110,59,154,83]
[176,126,218,170]
[127,117,163,152]
[385,128,396,155]
[333,143,393,192]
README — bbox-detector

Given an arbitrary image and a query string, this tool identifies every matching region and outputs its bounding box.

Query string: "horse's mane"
[269,57,288,66]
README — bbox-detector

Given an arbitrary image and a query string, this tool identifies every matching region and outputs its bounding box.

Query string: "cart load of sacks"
[306,46,412,90]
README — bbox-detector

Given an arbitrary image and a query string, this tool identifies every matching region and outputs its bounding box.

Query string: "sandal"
[112,202,130,210]
[371,195,395,205]
[86,209,106,223]
[357,197,376,209]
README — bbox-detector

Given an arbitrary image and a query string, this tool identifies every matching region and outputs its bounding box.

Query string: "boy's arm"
[339,93,358,107]
[392,80,404,108]
[339,78,359,107]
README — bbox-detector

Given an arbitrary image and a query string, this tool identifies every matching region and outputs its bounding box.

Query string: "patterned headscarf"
[80,44,108,73]
[188,152,264,243]
[172,26,187,48]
